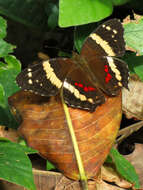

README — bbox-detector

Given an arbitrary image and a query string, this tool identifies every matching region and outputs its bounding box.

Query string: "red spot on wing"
[105,73,112,83]
[104,65,109,72]
[84,87,88,92]
[78,83,83,88]
[104,65,112,83]
[74,82,95,92]
[88,87,95,91]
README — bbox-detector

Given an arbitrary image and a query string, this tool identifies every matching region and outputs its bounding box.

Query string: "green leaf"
[123,52,143,81]
[124,18,143,55]
[0,39,15,57]
[0,55,21,127]
[110,148,140,188]
[0,16,7,39]
[46,160,56,170]
[0,84,6,108]
[0,139,36,190]
[105,154,113,164]
[0,55,21,100]
[59,0,113,27]
[0,0,48,30]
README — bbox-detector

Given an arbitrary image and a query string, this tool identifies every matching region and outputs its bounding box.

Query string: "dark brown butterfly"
[16,19,129,112]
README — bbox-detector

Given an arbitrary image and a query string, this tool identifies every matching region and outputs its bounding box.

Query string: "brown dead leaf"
[8,90,122,181]
[123,14,142,25]
[101,165,132,189]
[125,144,143,188]
[96,180,127,190]
[122,76,143,120]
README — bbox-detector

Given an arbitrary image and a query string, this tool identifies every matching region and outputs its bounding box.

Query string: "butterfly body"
[16,19,129,112]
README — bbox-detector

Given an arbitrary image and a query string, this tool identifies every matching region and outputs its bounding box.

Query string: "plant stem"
[61,92,88,190]
[117,120,143,143]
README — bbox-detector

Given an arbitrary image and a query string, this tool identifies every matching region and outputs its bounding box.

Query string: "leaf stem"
[61,92,88,190]
[117,120,143,143]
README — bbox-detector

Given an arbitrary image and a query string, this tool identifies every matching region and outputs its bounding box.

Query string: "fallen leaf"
[9,90,122,180]
[101,165,132,188]
[122,76,143,120]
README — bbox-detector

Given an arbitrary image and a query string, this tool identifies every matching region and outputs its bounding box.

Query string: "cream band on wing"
[43,60,62,88]
[106,57,122,83]
[89,33,116,56]
[64,81,93,103]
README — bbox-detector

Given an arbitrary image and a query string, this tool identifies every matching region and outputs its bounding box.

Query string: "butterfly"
[16,19,129,112]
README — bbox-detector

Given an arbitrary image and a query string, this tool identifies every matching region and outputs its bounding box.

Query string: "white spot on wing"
[113,29,117,34]
[28,68,32,72]
[28,72,32,77]
[106,26,111,30]
[28,79,33,84]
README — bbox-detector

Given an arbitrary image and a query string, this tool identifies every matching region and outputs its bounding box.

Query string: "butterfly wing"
[63,67,105,112]
[80,19,129,96]
[16,58,73,96]
[81,19,125,57]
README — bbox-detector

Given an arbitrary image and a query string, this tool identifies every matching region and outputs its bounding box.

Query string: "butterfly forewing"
[81,19,125,57]
[16,58,73,96]
[63,67,105,112]
[79,19,129,96]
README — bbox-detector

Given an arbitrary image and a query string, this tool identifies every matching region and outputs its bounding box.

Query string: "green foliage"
[59,0,113,27]
[74,23,98,52]
[0,0,131,29]
[108,148,140,188]
[123,52,143,81]
[124,18,143,56]
[0,16,21,128]
[46,161,56,170]
[45,1,59,30]
[0,138,37,190]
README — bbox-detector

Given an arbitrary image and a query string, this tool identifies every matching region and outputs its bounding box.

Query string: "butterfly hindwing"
[16,58,73,96]
[63,67,105,112]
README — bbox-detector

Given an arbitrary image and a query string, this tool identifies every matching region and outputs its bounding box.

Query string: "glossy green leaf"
[0,139,36,190]
[0,39,15,57]
[59,0,113,27]
[0,16,7,39]
[124,18,143,55]
[110,148,140,188]
[0,55,21,127]
[0,55,21,99]
[123,52,143,81]
[0,84,6,108]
